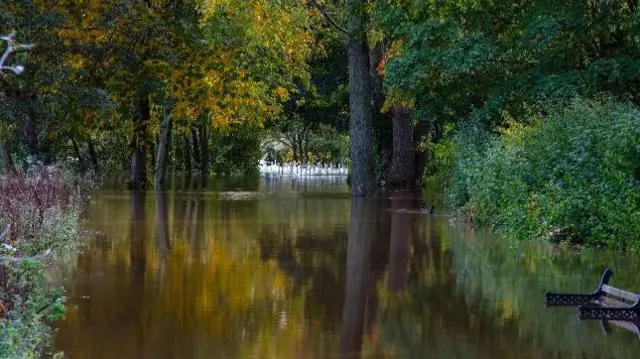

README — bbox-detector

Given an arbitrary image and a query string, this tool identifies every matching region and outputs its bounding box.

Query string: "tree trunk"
[130,92,151,189]
[183,135,192,176]
[87,140,99,173]
[198,123,208,176]
[70,136,86,173]
[292,136,299,163]
[191,126,201,173]
[369,42,393,185]
[155,104,173,187]
[389,107,414,189]
[340,198,375,358]
[298,134,305,164]
[346,1,375,197]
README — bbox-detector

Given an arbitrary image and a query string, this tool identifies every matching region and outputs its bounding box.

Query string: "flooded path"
[54,177,640,358]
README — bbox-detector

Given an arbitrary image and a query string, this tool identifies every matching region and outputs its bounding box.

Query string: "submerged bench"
[545,268,640,338]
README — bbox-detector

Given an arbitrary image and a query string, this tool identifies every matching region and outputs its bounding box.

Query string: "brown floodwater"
[53,176,640,358]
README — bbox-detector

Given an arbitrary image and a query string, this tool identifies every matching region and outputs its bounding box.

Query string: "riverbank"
[0,166,84,358]
[424,98,640,250]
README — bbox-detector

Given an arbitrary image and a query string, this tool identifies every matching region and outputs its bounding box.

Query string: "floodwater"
[54,176,640,358]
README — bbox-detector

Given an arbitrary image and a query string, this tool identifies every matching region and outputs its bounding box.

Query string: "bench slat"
[602,284,640,303]
[599,296,632,308]
[610,320,640,335]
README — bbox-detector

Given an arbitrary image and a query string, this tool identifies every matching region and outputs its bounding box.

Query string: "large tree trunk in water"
[389,107,414,189]
[130,92,151,189]
[346,1,375,196]
[369,42,392,185]
[340,198,375,358]
[155,104,173,187]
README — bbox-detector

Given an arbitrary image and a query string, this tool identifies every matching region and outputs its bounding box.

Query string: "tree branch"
[309,0,348,35]
[1,32,34,75]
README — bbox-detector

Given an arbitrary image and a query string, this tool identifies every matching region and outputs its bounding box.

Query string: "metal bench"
[545,268,640,338]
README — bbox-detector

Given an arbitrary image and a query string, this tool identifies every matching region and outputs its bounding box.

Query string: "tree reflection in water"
[53,179,640,358]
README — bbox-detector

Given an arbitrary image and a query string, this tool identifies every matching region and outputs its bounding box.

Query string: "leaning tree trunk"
[389,107,414,189]
[155,104,173,187]
[130,91,151,189]
[346,0,375,196]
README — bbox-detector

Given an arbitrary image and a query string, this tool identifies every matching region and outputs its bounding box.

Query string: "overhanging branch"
[309,0,348,35]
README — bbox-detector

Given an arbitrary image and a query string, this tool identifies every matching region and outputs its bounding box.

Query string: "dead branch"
[1,31,34,75]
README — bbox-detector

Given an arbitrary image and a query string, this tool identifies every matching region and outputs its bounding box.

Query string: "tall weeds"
[0,165,81,358]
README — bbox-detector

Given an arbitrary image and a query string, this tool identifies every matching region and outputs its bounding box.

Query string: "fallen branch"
[0,249,52,263]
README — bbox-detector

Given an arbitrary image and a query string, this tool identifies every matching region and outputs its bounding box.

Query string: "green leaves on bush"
[447,98,640,249]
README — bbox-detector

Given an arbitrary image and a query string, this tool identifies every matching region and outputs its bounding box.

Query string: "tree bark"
[389,107,415,189]
[155,104,173,187]
[130,91,151,189]
[346,0,375,196]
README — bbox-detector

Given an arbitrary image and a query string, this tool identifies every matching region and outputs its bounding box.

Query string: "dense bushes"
[442,99,640,249]
[0,166,81,358]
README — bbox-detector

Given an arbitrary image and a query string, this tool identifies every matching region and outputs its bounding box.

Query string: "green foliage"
[421,123,456,207]
[447,99,640,249]
[210,123,263,176]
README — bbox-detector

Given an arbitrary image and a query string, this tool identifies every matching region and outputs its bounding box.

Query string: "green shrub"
[447,98,640,249]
